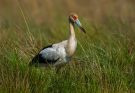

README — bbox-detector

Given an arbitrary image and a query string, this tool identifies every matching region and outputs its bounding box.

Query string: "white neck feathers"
[66,21,77,56]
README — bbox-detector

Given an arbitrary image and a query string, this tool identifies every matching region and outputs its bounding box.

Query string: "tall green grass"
[0,17,135,93]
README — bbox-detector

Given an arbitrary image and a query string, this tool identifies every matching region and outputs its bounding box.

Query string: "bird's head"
[69,13,86,33]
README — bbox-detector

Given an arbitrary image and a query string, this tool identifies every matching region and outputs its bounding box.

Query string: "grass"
[0,1,135,93]
[0,17,135,93]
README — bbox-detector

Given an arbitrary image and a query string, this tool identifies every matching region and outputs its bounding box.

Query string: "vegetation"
[0,0,135,93]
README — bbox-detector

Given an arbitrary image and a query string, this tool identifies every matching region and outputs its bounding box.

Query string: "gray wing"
[39,48,60,63]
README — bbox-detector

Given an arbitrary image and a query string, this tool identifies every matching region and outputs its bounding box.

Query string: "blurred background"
[0,0,135,25]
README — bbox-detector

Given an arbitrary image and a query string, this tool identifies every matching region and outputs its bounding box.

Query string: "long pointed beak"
[75,19,86,33]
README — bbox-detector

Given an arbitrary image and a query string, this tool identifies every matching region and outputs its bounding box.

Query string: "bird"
[29,13,86,67]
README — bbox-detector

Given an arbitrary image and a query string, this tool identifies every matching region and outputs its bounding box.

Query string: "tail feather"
[29,54,39,66]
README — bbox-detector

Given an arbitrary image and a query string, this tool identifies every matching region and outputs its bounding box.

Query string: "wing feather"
[30,40,68,66]
[30,46,60,66]
[39,48,60,63]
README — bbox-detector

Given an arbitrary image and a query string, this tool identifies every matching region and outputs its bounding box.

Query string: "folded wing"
[30,46,60,66]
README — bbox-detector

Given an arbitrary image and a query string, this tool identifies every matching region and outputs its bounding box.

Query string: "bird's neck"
[66,21,77,57]
[69,21,75,37]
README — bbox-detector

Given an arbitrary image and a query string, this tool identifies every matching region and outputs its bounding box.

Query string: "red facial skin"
[72,15,77,20]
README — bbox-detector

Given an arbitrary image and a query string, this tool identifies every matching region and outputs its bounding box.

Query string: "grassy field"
[0,0,135,93]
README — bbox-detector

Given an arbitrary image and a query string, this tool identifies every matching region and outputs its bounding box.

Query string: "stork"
[29,13,86,67]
